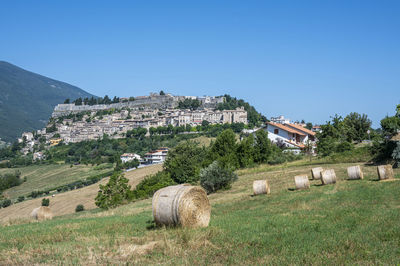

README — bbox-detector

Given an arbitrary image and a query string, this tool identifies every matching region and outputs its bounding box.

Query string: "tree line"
[64,95,135,106]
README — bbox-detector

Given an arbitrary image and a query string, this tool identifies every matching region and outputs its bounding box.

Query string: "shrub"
[1,199,11,208]
[132,171,176,200]
[17,196,25,202]
[200,161,238,194]
[42,198,50,206]
[75,204,85,212]
[29,190,41,198]
[95,171,132,210]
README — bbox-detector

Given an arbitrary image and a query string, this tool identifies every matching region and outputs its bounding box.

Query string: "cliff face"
[0,61,94,142]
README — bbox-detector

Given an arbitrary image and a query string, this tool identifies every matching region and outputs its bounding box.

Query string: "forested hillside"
[0,61,94,142]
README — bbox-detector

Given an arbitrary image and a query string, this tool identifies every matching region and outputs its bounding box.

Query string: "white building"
[144,147,168,164]
[264,122,316,153]
[33,152,45,161]
[270,115,290,124]
[120,153,142,163]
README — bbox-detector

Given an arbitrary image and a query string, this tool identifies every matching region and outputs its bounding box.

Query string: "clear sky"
[1,0,399,127]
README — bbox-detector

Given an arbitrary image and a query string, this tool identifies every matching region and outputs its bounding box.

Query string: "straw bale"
[295,175,310,189]
[253,180,270,195]
[152,184,211,228]
[311,167,323,180]
[377,165,394,180]
[347,165,364,180]
[321,169,337,185]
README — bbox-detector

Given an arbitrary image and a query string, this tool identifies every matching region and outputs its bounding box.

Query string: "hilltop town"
[18,93,248,155]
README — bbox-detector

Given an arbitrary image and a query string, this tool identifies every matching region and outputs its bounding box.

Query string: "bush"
[132,171,176,200]
[1,199,11,208]
[200,161,238,194]
[75,204,85,212]
[17,196,25,202]
[42,198,50,206]
[29,190,41,198]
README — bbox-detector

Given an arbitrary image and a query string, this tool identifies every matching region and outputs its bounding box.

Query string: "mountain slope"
[0,61,94,142]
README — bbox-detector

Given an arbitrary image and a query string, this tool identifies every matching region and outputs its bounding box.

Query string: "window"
[274,129,279,134]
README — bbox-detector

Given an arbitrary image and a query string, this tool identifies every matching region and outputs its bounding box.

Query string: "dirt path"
[0,164,162,223]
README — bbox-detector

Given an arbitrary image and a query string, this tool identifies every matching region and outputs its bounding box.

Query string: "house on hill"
[120,153,141,163]
[312,125,322,133]
[144,147,169,164]
[264,122,316,153]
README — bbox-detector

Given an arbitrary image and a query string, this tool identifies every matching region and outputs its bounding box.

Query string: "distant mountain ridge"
[0,61,95,142]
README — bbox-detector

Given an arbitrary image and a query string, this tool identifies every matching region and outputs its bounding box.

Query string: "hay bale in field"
[295,175,310,190]
[321,169,337,185]
[377,165,394,180]
[152,184,211,228]
[253,180,270,195]
[311,167,323,180]
[347,165,364,180]
[30,206,53,221]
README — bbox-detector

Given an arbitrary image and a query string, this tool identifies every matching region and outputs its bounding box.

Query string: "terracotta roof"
[266,122,306,136]
[285,123,316,136]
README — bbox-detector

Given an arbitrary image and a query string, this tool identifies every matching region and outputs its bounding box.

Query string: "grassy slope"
[0,161,399,264]
[0,164,162,221]
[0,164,113,199]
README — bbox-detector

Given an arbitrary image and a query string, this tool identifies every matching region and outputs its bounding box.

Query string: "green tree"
[159,90,165,95]
[343,112,372,142]
[164,141,207,184]
[253,130,272,163]
[380,116,400,137]
[237,134,255,168]
[95,171,132,209]
[210,129,239,169]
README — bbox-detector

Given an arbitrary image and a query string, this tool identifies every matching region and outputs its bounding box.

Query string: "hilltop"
[0,61,94,142]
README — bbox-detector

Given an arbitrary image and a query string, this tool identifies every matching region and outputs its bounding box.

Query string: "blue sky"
[1,0,399,127]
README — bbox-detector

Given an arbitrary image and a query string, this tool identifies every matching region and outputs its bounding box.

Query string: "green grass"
[0,163,113,199]
[0,162,399,264]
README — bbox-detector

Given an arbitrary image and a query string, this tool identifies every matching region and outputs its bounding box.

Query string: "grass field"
[0,164,162,222]
[0,164,113,199]
[0,161,399,264]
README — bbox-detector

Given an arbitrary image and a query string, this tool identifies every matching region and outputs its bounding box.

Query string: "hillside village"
[17,93,248,159]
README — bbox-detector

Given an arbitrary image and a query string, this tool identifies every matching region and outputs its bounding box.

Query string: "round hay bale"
[377,165,394,180]
[30,206,53,221]
[295,175,310,190]
[253,180,270,195]
[347,165,364,180]
[152,184,211,228]
[311,167,323,180]
[321,169,337,185]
